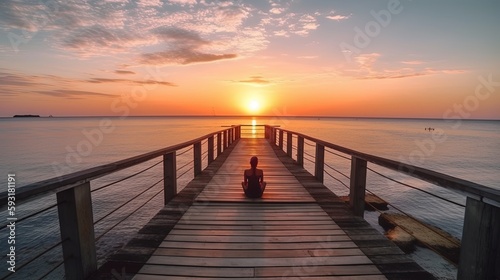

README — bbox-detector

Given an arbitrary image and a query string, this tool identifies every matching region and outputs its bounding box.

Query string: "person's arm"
[243,170,247,184]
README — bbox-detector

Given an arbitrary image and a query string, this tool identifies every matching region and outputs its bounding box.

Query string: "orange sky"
[1,1,499,119]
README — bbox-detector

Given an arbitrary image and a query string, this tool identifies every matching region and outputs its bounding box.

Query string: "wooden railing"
[267,125,500,280]
[0,125,241,280]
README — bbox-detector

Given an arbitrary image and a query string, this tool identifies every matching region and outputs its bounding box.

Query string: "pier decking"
[122,138,432,279]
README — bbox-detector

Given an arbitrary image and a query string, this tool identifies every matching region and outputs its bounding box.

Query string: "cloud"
[115,70,136,75]
[34,90,116,98]
[239,76,270,84]
[338,54,467,80]
[326,11,351,21]
[87,77,177,86]
[168,0,197,5]
[297,55,318,59]
[401,60,425,65]
[140,27,237,65]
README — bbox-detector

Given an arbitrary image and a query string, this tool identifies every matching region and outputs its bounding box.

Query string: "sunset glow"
[0,1,499,119]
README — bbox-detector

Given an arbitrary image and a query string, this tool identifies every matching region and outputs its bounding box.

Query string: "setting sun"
[248,100,260,113]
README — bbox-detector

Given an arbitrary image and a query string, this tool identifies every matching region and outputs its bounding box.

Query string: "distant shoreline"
[12,114,40,118]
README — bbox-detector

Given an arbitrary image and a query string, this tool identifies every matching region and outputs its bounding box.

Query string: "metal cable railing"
[91,160,162,193]
[95,179,164,242]
[367,166,466,207]
[93,177,164,226]
[325,147,351,160]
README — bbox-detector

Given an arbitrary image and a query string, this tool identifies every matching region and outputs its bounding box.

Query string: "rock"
[385,226,416,253]
[339,194,389,211]
[379,212,461,264]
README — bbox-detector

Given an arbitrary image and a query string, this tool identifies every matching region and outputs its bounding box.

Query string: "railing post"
[208,136,214,164]
[217,132,222,156]
[297,136,304,167]
[458,197,500,280]
[163,152,177,203]
[286,132,293,157]
[315,143,324,183]
[265,126,269,140]
[229,128,233,145]
[194,141,202,176]
[236,126,241,139]
[278,130,284,150]
[56,182,97,280]
[349,156,367,217]
[223,130,228,149]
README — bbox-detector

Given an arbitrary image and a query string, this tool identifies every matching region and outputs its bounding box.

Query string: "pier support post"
[163,152,177,203]
[208,136,214,164]
[194,141,202,176]
[297,136,304,167]
[57,182,97,280]
[217,132,222,157]
[286,132,293,158]
[279,130,284,150]
[223,130,228,150]
[349,156,367,217]
[315,144,325,183]
[458,197,500,280]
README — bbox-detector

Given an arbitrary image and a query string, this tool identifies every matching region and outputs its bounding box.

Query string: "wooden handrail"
[0,126,238,207]
[272,126,500,205]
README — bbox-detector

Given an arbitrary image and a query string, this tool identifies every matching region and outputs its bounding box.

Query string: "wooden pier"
[97,138,433,279]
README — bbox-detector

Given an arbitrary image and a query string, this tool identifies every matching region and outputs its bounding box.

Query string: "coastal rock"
[379,212,461,264]
[339,194,389,211]
[385,226,416,253]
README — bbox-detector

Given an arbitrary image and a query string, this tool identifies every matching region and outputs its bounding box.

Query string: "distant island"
[13,114,40,118]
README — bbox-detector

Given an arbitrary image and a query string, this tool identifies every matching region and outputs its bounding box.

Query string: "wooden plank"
[152,248,364,258]
[145,255,373,267]
[164,235,353,243]
[160,241,359,250]
[167,229,347,236]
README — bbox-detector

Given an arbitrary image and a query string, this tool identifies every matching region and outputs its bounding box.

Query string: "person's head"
[250,156,258,168]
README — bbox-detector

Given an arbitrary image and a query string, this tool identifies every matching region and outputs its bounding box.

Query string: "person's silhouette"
[241,156,267,198]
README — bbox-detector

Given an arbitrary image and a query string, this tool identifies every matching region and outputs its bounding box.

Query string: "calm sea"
[0,116,499,279]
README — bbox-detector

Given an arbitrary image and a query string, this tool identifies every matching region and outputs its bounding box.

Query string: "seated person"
[241,156,267,198]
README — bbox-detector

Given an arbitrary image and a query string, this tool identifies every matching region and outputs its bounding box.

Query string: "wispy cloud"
[87,77,177,86]
[238,76,271,84]
[34,90,116,98]
[115,70,136,75]
[326,11,351,21]
[140,27,237,65]
[338,54,467,80]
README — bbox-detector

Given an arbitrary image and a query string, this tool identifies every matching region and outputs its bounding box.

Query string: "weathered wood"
[207,136,214,164]
[458,197,500,280]
[163,152,176,203]
[315,143,325,183]
[217,132,222,157]
[297,136,304,167]
[57,182,97,280]
[350,156,367,217]
[223,130,228,149]
[278,129,284,150]
[286,131,293,157]
[193,142,202,176]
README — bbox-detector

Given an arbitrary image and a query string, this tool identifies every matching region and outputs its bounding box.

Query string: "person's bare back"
[241,156,266,198]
